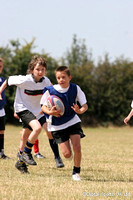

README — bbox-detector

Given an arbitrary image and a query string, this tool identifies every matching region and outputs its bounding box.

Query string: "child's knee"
[63,151,72,158]
[35,126,42,134]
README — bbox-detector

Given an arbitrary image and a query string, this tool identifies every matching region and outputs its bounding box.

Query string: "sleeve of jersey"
[40,89,50,106]
[131,101,133,108]
[76,85,87,106]
[46,77,52,86]
[43,76,51,86]
[8,75,26,87]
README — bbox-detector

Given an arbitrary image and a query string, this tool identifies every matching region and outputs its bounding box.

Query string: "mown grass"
[0,125,133,200]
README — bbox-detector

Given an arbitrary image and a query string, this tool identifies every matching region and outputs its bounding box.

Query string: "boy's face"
[55,71,71,88]
[32,64,46,82]
[0,61,3,74]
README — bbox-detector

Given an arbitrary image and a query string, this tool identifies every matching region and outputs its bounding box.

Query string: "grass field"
[0,125,133,200]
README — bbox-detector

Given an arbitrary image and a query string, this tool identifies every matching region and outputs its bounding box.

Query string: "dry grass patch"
[0,125,133,199]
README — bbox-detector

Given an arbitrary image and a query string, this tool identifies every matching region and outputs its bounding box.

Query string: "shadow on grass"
[82,176,133,182]
[81,168,133,182]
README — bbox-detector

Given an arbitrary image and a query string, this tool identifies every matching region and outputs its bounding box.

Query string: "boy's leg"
[70,134,81,167]
[59,140,72,159]
[33,139,39,153]
[17,128,30,158]
[19,128,31,152]
[49,138,64,168]
[34,139,45,158]
[43,123,64,168]
[0,116,10,159]
[15,128,30,173]
[16,111,41,165]
[28,119,42,143]
[18,129,45,159]
[21,119,42,165]
[70,134,81,181]
[33,116,45,159]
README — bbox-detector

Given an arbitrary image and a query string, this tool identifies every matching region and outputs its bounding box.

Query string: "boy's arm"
[14,112,20,120]
[71,103,88,114]
[74,85,88,114]
[124,108,133,125]
[41,105,62,118]
[0,79,7,100]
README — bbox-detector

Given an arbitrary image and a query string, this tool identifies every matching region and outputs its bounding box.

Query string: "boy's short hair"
[55,66,71,76]
[27,55,47,74]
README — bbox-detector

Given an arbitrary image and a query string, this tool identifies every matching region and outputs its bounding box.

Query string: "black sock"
[72,166,80,175]
[49,139,60,159]
[0,134,4,152]
[19,150,23,154]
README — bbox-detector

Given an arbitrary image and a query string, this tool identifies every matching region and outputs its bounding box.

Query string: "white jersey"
[8,74,51,119]
[40,84,87,131]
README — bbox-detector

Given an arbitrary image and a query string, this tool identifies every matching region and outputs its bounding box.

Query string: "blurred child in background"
[0,58,10,159]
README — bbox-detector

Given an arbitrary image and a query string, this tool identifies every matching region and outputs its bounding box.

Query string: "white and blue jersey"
[40,83,87,131]
[0,77,6,117]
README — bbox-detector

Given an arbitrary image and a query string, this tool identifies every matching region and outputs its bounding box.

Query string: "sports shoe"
[34,152,45,159]
[55,157,64,168]
[72,173,81,181]
[15,160,29,174]
[17,151,19,158]
[0,151,10,159]
[21,152,37,165]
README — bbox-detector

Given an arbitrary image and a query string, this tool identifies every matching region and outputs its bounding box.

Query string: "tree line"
[0,35,133,126]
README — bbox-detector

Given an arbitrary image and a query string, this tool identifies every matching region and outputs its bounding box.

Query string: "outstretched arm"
[0,79,7,100]
[71,103,88,114]
[124,108,133,125]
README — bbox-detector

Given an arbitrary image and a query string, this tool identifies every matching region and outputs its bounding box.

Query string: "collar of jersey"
[32,74,45,83]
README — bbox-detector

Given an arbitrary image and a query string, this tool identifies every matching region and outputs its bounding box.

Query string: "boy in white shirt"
[0,56,64,173]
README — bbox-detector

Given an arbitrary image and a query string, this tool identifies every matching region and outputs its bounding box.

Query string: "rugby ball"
[47,95,65,116]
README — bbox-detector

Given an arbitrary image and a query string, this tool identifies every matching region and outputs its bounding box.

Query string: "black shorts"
[17,110,46,131]
[0,116,5,131]
[51,122,84,144]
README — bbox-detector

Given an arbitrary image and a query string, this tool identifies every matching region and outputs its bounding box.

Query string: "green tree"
[1,36,133,126]
[61,34,95,125]
[0,39,61,123]
[92,55,133,126]
[62,34,93,66]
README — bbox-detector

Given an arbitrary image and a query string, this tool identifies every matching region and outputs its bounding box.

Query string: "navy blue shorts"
[0,116,5,131]
[51,122,85,144]
[17,110,46,131]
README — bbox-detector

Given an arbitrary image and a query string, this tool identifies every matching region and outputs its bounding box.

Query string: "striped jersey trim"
[24,89,43,96]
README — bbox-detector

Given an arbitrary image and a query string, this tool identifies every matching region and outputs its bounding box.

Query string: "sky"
[0,0,133,63]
